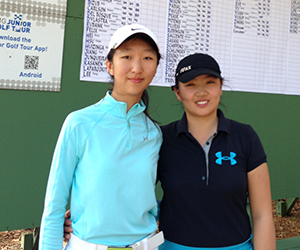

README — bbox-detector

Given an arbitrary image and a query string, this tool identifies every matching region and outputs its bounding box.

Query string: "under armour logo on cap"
[215,151,237,165]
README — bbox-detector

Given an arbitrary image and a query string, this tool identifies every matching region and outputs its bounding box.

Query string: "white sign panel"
[80,0,300,96]
[0,0,67,92]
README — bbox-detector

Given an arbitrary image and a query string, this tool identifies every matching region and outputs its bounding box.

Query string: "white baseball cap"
[108,24,159,53]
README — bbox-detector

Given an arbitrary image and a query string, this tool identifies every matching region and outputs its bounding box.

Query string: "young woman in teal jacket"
[39,24,164,250]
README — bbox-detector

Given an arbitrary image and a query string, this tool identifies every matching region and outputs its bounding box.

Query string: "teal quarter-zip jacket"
[39,91,162,250]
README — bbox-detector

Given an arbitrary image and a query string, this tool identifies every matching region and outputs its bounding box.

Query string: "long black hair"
[106,33,161,124]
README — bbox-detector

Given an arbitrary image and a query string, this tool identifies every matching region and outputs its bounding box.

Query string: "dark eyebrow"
[145,48,156,54]
[118,47,133,52]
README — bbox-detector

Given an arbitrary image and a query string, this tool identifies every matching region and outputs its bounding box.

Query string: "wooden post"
[286,198,299,215]
[276,200,286,216]
[276,198,299,216]
[21,233,33,250]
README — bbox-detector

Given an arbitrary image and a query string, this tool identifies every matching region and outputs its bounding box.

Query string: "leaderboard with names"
[80,0,300,96]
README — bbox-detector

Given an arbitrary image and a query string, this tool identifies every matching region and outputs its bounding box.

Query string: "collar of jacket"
[95,91,146,120]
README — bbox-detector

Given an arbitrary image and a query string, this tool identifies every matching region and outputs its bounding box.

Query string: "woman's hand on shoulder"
[64,209,73,242]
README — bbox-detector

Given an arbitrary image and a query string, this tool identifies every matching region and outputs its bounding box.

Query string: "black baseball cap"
[175,53,222,84]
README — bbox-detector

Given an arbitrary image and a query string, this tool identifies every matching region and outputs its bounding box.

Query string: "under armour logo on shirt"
[143,137,148,141]
[215,151,237,165]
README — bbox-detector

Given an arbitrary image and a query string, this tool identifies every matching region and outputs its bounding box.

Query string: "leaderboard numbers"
[121,1,140,25]
[234,0,270,37]
[290,0,300,34]
[195,1,211,52]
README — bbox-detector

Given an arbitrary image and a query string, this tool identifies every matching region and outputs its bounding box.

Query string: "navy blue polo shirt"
[158,109,267,247]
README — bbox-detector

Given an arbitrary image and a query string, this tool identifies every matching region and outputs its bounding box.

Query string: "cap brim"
[177,69,221,83]
[108,24,159,53]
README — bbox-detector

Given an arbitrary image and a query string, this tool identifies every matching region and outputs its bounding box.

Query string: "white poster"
[80,0,300,96]
[0,0,67,92]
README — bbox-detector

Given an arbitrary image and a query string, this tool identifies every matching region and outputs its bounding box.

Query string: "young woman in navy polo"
[158,53,276,250]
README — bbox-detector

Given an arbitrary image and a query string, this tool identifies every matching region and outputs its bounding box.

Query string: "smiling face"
[174,74,223,120]
[105,37,158,107]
